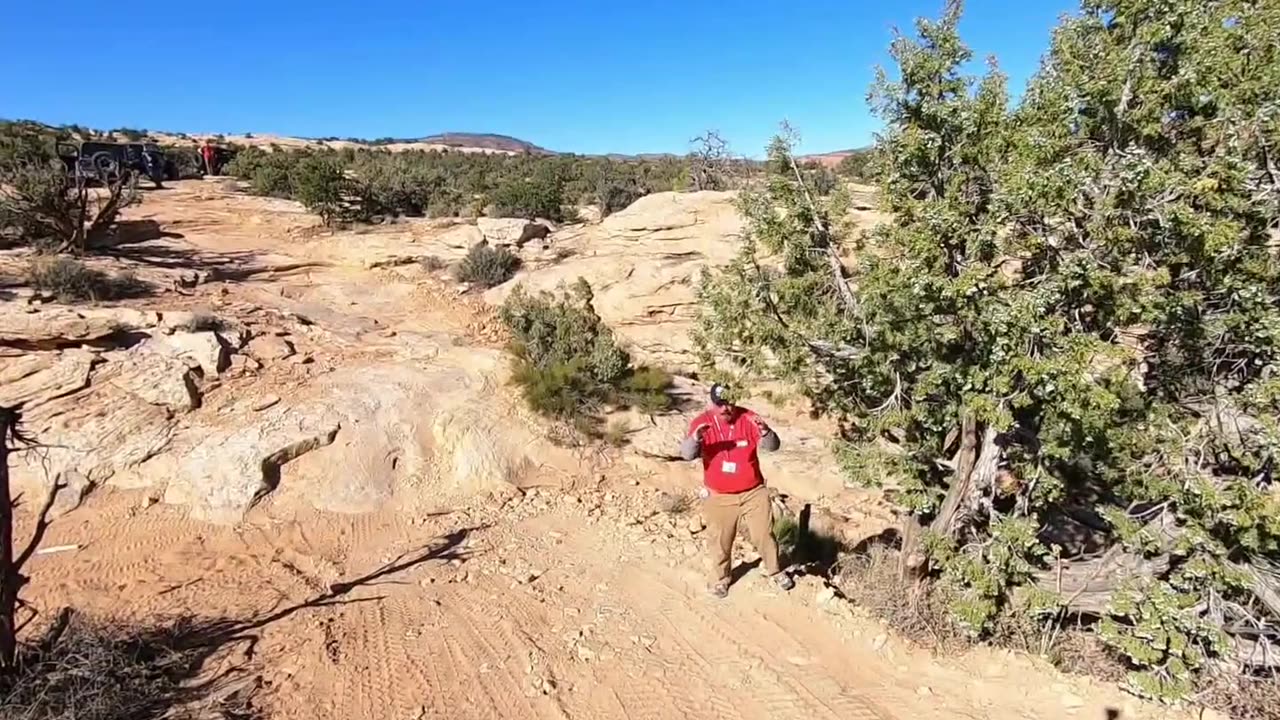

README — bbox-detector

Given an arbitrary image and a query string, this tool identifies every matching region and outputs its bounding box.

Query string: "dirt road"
[14,182,1189,720]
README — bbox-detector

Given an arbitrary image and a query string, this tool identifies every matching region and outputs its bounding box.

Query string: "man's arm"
[679,418,709,460]
[760,427,781,452]
[750,412,781,452]
[679,434,702,461]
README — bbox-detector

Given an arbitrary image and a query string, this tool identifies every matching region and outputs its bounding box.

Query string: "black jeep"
[56,141,167,188]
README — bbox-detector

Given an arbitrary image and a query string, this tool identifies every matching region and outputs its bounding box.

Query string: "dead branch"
[1033,510,1181,615]
[929,416,982,537]
[1232,636,1280,669]
[783,147,858,314]
[1230,560,1280,620]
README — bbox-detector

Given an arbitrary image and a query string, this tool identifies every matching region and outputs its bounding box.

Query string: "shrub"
[500,279,672,435]
[596,179,644,218]
[488,177,566,220]
[161,147,203,180]
[0,161,137,253]
[27,257,149,302]
[621,365,674,413]
[251,164,292,198]
[289,156,348,225]
[603,419,631,447]
[0,613,259,720]
[454,243,520,288]
[834,150,872,180]
[420,255,447,272]
[656,491,693,514]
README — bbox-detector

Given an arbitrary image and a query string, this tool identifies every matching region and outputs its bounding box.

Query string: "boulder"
[0,350,96,408]
[137,331,231,376]
[282,358,556,515]
[478,218,550,246]
[101,349,201,412]
[12,380,179,492]
[0,304,157,349]
[437,224,485,250]
[246,334,295,362]
[142,354,578,523]
[161,404,342,524]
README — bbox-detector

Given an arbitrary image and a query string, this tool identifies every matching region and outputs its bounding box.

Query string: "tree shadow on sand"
[0,526,479,720]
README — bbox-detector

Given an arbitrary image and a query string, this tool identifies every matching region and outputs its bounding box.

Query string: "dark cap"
[710,383,730,406]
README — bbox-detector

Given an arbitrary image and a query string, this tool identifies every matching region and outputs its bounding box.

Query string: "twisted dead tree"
[0,161,137,253]
[0,405,65,670]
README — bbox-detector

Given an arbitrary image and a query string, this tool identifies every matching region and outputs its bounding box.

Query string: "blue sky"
[0,0,1073,156]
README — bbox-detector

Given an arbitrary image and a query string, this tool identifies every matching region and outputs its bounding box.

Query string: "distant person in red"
[201,141,217,176]
[679,383,794,598]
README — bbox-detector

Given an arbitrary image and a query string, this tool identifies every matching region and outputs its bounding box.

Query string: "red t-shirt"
[688,407,767,494]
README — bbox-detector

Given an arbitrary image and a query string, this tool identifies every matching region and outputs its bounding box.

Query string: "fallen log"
[1232,636,1280,669]
[1033,510,1181,615]
[1034,545,1175,615]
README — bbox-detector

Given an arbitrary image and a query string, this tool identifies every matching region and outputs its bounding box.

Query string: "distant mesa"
[420,132,552,155]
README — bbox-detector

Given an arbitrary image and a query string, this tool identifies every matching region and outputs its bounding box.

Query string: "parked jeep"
[56,141,167,188]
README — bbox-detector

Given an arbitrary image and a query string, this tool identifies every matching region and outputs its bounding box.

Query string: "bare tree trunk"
[0,408,19,669]
[0,407,63,672]
[900,416,1003,578]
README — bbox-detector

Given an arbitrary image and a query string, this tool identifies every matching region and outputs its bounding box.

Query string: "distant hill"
[420,133,551,155]
[797,147,870,168]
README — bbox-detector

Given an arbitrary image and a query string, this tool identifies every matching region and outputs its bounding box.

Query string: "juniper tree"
[696,0,1280,700]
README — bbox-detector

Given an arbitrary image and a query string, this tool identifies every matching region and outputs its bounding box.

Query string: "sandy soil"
[11,181,1199,720]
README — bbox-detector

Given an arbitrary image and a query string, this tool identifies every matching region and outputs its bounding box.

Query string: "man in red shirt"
[680,383,794,598]
[201,141,217,176]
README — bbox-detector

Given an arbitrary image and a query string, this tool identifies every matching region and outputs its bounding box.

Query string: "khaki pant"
[702,484,781,582]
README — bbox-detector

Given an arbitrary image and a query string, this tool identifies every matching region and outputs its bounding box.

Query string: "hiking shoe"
[710,580,730,599]
[772,572,795,591]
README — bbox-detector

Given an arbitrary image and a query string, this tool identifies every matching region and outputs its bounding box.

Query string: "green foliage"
[834,150,872,180]
[1100,581,1229,701]
[290,156,361,225]
[695,0,1280,702]
[215,143,696,224]
[0,120,60,166]
[500,279,672,434]
[454,243,521,288]
[489,175,567,220]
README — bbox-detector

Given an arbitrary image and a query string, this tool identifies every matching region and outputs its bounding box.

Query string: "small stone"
[682,543,699,557]
[916,686,932,697]
[871,633,888,650]
[815,587,838,605]
[246,334,295,362]
[687,517,705,534]
[574,644,596,662]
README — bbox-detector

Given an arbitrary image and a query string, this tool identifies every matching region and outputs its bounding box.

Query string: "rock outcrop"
[484,192,744,370]
[0,299,579,524]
